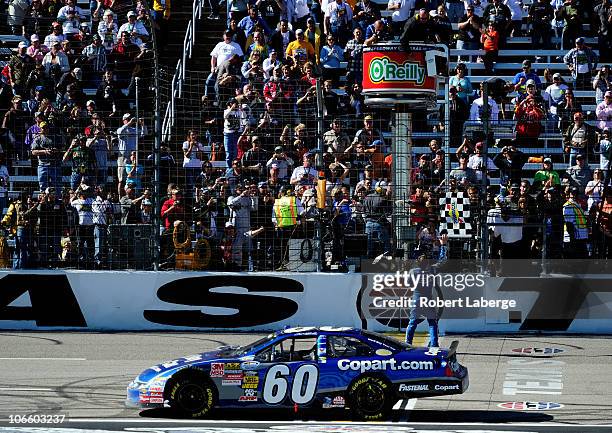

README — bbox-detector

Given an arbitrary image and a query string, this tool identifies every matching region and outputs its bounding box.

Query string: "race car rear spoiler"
[448,340,459,358]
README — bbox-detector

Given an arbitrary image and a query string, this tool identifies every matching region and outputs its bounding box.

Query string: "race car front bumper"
[125,386,166,409]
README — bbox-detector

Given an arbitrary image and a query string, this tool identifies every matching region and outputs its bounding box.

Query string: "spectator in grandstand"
[223,97,245,169]
[563,111,597,165]
[493,144,528,186]
[528,0,554,50]
[563,153,593,195]
[182,130,206,193]
[363,184,391,257]
[556,89,582,132]
[242,135,268,180]
[241,51,265,87]
[388,0,414,34]
[206,32,243,101]
[42,41,70,77]
[536,185,563,259]
[125,150,144,193]
[325,0,353,45]
[363,19,391,46]
[98,10,118,51]
[564,37,599,90]
[353,0,381,32]
[31,121,62,192]
[110,31,140,85]
[95,69,122,114]
[464,141,496,182]
[586,168,606,212]
[450,153,478,187]
[62,134,96,190]
[290,153,317,186]
[438,87,469,146]
[269,20,294,59]
[596,186,612,257]
[267,146,293,180]
[456,7,482,62]
[482,0,511,42]
[150,0,171,48]
[27,35,49,63]
[7,0,29,35]
[562,186,589,258]
[70,185,95,267]
[450,64,473,105]
[8,42,34,98]
[593,65,611,105]
[323,118,351,157]
[599,128,611,176]
[596,91,612,131]
[544,73,569,117]
[303,18,322,59]
[480,22,499,73]
[431,6,453,44]
[44,22,67,48]
[261,49,280,79]
[533,157,561,190]
[116,113,146,195]
[331,187,351,264]
[469,83,500,122]
[319,35,344,86]
[246,31,270,59]
[1,191,36,269]
[595,0,612,62]
[57,0,85,22]
[344,27,364,86]
[239,5,272,38]
[86,124,110,187]
[352,114,384,148]
[514,91,546,148]
[556,0,582,51]
[412,154,434,187]
[226,183,254,268]
[285,29,315,64]
[117,10,149,48]
[513,60,541,97]
[400,8,440,46]
[82,34,107,86]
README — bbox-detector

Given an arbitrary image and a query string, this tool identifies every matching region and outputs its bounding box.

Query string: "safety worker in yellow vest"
[562,187,589,259]
[272,185,304,269]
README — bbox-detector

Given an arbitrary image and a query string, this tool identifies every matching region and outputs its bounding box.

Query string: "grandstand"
[0,0,610,272]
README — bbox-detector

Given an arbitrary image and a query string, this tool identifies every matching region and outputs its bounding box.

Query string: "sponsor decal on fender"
[239,388,258,402]
[224,363,242,374]
[240,361,260,370]
[399,383,429,392]
[322,395,346,409]
[210,363,224,377]
[222,379,242,386]
[338,358,434,373]
[434,384,460,391]
[149,397,164,404]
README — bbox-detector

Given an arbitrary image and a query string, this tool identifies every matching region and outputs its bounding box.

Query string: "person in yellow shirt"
[285,29,315,65]
[152,0,171,48]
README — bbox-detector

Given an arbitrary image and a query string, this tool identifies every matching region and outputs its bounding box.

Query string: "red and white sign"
[210,363,224,377]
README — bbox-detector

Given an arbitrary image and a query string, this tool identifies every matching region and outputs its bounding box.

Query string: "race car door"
[252,335,320,408]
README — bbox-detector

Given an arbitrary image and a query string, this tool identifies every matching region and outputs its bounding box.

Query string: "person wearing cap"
[118,10,150,48]
[469,83,500,123]
[563,111,597,166]
[61,6,82,36]
[290,153,317,186]
[543,73,569,116]
[1,190,37,269]
[70,184,96,267]
[82,34,107,84]
[272,184,304,267]
[466,142,496,182]
[353,0,381,33]
[116,113,147,195]
[513,59,542,97]
[266,146,293,180]
[261,49,281,79]
[285,28,315,63]
[2,95,28,157]
[533,157,560,190]
[206,32,244,100]
[564,153,593,195]
[562,186,589,258]
[26,35,49,62]
[492,144,527,186]
[563,37,599,90]
[41,41,70,76]
[111,31,141,84]
[7,41,34,96]
[227,183,255,266]
[63,135,96,190]
[596,90,612,132]
[270,19,295,59]
[30,122,61,193]
[98,10,118,52]
[241,135,268,179]
[57,0,85,22]
[514,85,546,147]
[238,5,272,38]
[44,22,67,48]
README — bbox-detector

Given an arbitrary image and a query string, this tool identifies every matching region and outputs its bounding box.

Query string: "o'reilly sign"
[369,57,426,85]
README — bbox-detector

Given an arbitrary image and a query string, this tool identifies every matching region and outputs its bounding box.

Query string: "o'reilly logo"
[369,57,426,85]
[338,359,434,373]
[399,384,429,391]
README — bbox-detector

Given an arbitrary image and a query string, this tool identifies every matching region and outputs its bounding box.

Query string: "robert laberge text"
[372,296,517,310]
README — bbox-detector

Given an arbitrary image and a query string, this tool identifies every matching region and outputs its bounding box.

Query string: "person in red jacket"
[160,189,188,231]
[514,92,546,148]
[480,23,499,74]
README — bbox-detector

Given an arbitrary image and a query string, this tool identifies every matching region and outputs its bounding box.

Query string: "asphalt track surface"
[0,332,610,433]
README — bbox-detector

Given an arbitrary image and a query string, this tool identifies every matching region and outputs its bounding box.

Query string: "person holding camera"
[290,153,317,187]
[267,145,294,180]
[493,144,528,186]
[63,134,96,190]
[227,184,254,268]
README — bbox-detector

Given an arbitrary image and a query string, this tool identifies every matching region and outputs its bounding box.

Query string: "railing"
[161,0,205,142]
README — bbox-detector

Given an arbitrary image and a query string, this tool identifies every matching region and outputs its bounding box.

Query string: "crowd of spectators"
[1,0,612,271]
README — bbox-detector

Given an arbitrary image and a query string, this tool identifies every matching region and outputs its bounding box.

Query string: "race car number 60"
[262,364,319,404]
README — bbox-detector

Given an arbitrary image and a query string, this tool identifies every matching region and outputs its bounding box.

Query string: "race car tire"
[166,370,217,418]
[347,375,392,421]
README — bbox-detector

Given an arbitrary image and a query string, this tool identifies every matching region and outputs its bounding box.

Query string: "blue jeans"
[365,221,390,258]
[446,2,464,22]
[13,226,29,269]
[405,304,439,347]
[70,172,84,190]
[38,165,61,192]
[94,225,107,266]
[223,132,239,168]
[205,71,217,99]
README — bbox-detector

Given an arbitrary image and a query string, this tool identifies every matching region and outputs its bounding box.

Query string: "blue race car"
[126,327,468,420]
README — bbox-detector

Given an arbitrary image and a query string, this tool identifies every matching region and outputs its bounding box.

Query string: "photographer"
[266,145,294,180]
[227,184,254,269]
[493,144,528,186]
[290,153,318,187]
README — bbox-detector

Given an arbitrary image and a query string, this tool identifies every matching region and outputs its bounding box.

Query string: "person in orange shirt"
[480,22,499,74]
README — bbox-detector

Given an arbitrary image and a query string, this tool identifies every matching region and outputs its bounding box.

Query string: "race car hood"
[136,346,240,383]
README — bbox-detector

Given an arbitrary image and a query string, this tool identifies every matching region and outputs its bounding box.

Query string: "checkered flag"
[439,192,472,238]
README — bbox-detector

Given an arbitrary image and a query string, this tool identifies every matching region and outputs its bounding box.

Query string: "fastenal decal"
[399,383,429,391]
[498,401,564,410]
[369,57,425,84]
[338,359,434,373]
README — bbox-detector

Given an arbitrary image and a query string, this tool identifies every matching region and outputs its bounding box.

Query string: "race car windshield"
[235,334,276,355]
[361,330,410,351]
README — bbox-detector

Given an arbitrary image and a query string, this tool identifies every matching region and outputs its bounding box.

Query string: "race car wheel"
[167,372,217,418]
[347,375,392,421]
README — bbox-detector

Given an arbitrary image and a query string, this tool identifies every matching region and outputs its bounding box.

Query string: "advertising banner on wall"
[1,268,611,333]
